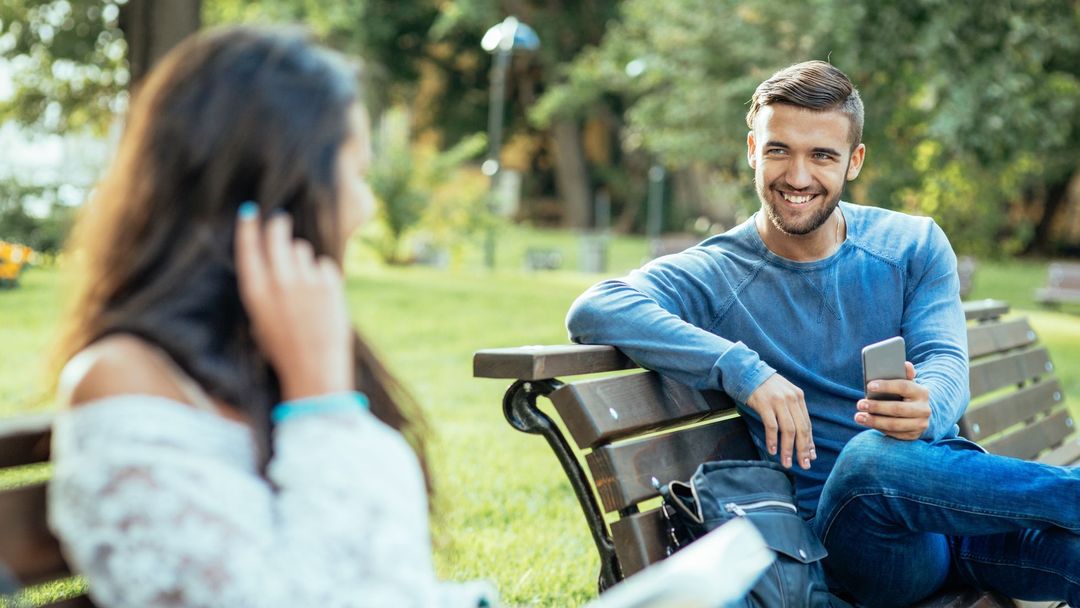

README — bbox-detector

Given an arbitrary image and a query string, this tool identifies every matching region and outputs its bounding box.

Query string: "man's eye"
[766,148,786,155]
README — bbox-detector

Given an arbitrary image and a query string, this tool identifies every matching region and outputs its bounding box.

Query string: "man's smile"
[776,190,822,206]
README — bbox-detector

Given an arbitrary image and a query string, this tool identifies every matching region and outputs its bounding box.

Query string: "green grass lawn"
[3,229,1080,606]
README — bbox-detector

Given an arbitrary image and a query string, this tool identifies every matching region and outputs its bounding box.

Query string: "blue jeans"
[810,430,1080,607]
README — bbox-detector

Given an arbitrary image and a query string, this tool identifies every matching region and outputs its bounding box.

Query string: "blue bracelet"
[271,391,370,425]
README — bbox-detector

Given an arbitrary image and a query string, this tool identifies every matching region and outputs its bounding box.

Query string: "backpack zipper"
[724,500,798,517]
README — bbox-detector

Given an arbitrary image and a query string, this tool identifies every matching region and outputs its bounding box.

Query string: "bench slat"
[960,378,1063,441]
[1045,262,1080,289]
[913,589,1013,608]
[1035,287,1080,304]
[0,412,54,468]
[962,299,1009,322]
[1037,435,1080,467]
[969,347,1052,399]
[609,508,670,578]
[0,482,71,585]
[980,409,1074,461]
[473,345,633,380]
[966,318,1036,360]
[585,417,756,513]
[551,372,735,450]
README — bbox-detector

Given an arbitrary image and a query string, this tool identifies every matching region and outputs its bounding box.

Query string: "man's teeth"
[782,193,814,204]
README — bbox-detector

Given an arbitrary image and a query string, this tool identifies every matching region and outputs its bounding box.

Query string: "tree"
[0,0,201,134]
[428,0,628,229]
[0,0,129,134]
[364,107,487,264]
[120,0,201,85]
[0,178,75,255]
[538,0,1080,255]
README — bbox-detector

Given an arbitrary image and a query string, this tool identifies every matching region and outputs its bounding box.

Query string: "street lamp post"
[481,16,538,270]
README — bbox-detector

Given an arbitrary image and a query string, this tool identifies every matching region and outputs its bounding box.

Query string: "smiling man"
[566,61,1079,606]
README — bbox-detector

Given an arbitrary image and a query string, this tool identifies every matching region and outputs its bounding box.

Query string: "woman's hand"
[234,203,354,401]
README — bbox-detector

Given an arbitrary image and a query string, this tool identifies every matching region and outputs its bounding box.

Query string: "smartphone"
[861,336,907,401]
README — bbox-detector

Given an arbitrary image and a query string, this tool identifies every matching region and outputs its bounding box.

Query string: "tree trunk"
[120,0,202,86]
[1025,172,1075,255]
[551,118,592,229]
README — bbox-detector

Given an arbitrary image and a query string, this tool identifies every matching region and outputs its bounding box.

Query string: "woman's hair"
[54,25,429,484]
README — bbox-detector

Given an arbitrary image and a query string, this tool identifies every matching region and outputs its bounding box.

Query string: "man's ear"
[846,143,866,181]
[747,130,757,169]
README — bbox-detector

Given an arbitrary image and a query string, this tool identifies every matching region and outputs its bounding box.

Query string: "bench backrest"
[962,306,1079,465]
[0,413,95,607]
[474,299,1078,589]
[1045,262,1080,291]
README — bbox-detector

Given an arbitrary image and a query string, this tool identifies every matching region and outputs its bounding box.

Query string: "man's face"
[747,104,865,236]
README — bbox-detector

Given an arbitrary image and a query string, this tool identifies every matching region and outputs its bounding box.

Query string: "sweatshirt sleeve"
[901,220,970,441]
[566,250,775,404]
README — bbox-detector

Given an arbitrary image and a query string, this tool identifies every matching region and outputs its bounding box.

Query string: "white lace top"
[47,395,496,608]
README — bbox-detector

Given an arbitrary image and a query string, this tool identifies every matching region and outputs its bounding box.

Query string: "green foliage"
[830,0,1080,255]
[204,0,455,119]
[0,178,75,255]
[365,107,486,264]
[0,0,128,133]
[6,0,1078,253]
[538,0,1080,255]
[534,0,839,165]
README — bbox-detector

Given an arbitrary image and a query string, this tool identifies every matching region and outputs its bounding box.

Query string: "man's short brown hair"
[746,60,864,149]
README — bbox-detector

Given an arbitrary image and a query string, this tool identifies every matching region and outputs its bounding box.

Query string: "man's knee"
[828,430,920,490]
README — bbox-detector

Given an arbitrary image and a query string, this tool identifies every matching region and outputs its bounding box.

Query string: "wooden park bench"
[1035,261,1080,307]
[474,299,1074,607]
[0,412,93,607]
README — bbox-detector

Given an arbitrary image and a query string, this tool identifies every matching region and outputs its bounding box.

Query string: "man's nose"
[785,158,813,190]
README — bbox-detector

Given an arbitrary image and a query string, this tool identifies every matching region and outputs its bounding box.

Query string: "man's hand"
[746,374,816,470]
[855,362,930,440]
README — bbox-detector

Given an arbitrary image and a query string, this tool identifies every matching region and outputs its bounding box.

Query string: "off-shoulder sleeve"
[47,396,496,608]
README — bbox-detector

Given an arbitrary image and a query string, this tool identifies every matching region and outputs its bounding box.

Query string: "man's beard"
[756,176,844,236]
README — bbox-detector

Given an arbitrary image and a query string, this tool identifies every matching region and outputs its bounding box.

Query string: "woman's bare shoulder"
[59,334,189,408]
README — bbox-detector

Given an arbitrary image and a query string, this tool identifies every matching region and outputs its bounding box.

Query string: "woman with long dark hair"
[48,26,495,607]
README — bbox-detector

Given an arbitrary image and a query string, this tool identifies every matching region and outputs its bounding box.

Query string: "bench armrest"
[473,344,638,380]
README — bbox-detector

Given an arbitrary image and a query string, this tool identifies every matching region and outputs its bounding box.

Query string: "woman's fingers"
[266,213,296,282]
[292,239,316,278]
[233,203,352,400]
[317,256,343,285]
[235,202,269,305]
[236,204,325,290]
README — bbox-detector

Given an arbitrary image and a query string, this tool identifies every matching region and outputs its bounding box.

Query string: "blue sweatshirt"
[566,202,970,515]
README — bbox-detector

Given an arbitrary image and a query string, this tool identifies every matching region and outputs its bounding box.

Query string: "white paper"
[586,518,774,608]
